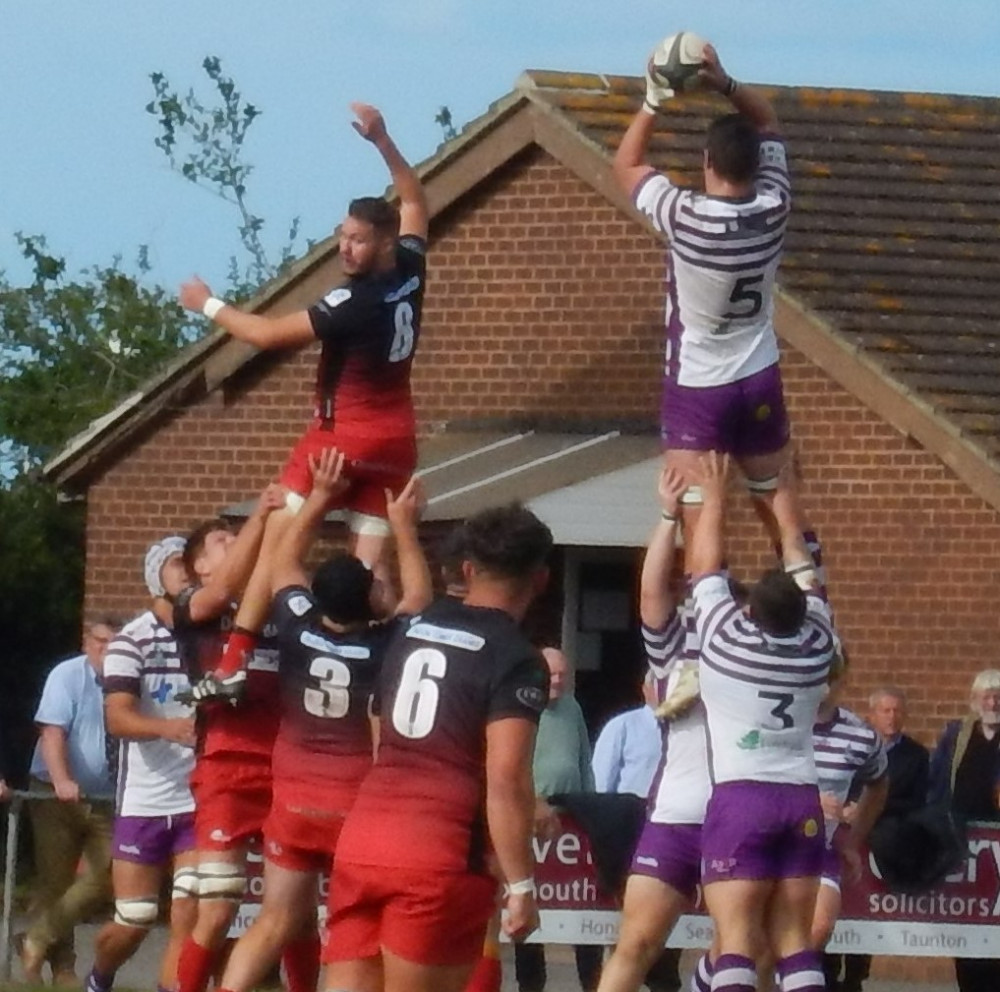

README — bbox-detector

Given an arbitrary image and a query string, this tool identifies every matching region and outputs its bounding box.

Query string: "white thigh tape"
[197,861,245,901]
[113,896,159,929]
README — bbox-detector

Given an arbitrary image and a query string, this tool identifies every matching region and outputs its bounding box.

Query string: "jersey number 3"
[389,301,416,363]
[392,647,447,739]
[303,656,352,719]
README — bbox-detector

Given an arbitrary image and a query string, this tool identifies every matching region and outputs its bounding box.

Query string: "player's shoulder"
[272,584,319,623]
[397,234,427,258]
[834,706,879,740]
[113,609,159,642]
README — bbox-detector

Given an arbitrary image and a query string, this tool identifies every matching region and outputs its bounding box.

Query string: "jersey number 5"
[389,301,416,363]
[391,647,447,739]
[303,656,352,719]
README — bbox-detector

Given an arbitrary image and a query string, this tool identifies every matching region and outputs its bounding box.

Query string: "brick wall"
[84,143,1000,752]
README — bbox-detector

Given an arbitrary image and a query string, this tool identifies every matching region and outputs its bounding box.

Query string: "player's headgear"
[312,551,376,625]
[463,503,554,580]
[748,567,806,637]
[144,535,187,598]
[348,196,400,239]
[705,113,760,184]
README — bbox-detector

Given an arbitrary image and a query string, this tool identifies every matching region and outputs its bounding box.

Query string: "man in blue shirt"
[591,673,662,797]
[21,618,119,986]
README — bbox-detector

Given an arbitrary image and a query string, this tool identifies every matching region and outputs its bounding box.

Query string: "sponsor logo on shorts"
[118,844,142,856]
[210,828,233,844]
[266,840,284,856]
[754,403,772,421]
[636,855,659,868]
[706,857,736,875]
[803,818,819,839]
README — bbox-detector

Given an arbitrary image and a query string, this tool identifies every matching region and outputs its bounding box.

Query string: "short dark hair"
[348,197,400,239]
[437,523,468,591]
[312,552,375,625]
[705,113,760,185]
[89,615,124,633]
[463,503,553,581]
[182,519,232,578]
[748,567,806,638]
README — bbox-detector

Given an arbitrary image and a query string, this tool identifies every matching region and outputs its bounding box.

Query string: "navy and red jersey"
[307,235,426,440]
[172,585,280,760]
[270,585,393,798]
[335,597,550,875]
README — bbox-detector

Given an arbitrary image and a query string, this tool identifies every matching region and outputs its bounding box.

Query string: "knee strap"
[679,485,703,506]
[197,861,246,901]
[172,866,200,901]
[114,896,159,929]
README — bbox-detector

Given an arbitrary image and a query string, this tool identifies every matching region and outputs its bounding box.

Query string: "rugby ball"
[648,31,708,93]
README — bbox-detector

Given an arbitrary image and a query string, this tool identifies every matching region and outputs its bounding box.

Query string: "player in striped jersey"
[87,538,197,992]
[687,452,836,992]
[613,41,793,526]
[811,657,888,960]
[596,467,710,992]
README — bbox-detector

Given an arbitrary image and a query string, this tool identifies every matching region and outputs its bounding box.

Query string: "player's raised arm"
[184,484,287,623]
[639,467,687,629]
[384,477,433,617]
[687,452,730,579]
[698,43,779,134]
[178,277,315,350]
[613,105,658,198]
[270,448,349,594]
[352,102,429,242]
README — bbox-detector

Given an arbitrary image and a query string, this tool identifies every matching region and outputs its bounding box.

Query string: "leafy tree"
[146,56,307,298]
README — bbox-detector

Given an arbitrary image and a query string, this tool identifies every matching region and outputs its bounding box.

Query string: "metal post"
[1,796,23,983]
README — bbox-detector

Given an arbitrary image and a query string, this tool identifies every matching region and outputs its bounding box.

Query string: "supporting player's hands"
[696,450,730,505]
[179,276,213,314]
[644,61,676,112]
[350,102,388,144]
[385,476,426,531]
[503,890,540,943]
[253,483,289,519]
[309,447,350,501]
[697,44,730,95]
[52,777,81,803]
[161,716,197,748]
[657,465,687,519]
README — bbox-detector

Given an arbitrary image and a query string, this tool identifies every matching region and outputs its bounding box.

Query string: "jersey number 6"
[392,647,447,739]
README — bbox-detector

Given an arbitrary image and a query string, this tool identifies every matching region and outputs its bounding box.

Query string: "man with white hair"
[929,669,1000,992]
[85,537,198,992]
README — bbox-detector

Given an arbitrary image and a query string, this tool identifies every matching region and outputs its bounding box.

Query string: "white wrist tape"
[202,297,226,320]
[505,877,536,897]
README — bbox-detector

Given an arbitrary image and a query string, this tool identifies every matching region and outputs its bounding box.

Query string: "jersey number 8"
[389,301,416,363]
[303,656,352,718]
[391,647,447,739]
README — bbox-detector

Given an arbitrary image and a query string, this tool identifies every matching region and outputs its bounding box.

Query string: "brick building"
[46,72,1000,750]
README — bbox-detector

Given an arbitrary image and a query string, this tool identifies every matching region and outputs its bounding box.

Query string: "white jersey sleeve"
[755,135,791,208]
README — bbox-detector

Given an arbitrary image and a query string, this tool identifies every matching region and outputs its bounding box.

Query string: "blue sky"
[2,0,998,293]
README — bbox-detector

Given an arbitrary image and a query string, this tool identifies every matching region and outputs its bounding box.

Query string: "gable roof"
[45,71,1000,509]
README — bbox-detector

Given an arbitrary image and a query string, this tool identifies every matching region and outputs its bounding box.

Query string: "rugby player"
[811,657,888,960]
[86,538,197,992]
[596,467,712,992]
[178,101,428,704]
[687,453,836,992]
[171,485,288,992]
[323,503,553,992]
[216,449,433,992]
[613,42,793,524]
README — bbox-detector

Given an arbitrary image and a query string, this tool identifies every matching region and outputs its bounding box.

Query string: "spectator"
[827,687,931,992]
[591,672,662,798]
[928,669,1000,992]
[20,618,119,986]
[515,647,601,992]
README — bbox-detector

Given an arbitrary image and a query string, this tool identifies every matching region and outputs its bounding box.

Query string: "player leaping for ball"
[613,36,793,525]
[178,101,428,705]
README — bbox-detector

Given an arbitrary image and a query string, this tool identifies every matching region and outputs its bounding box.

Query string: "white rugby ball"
[648,31,708,93]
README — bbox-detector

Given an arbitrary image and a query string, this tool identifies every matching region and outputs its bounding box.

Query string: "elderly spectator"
[827,686,930,992]
[928,670,1000,992]
[20,618,119,986]
[515,646,601,992]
